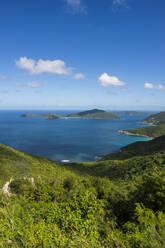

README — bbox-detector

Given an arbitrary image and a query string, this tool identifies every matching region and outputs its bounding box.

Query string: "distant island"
[21,113,62,120]
[21,113,39,117]
[21,109,122,120]
[115,111,147,115]
[42,113,61,120]
[119,111,165,138]
[67,109,122,119]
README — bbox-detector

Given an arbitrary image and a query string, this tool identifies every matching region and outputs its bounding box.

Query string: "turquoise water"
[0,110,151,162]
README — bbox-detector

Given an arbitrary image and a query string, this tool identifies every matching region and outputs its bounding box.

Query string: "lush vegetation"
[67,109,122,119]
[120,124,165,138]
[142,111,165,125]
[119,111,165,138]
[1,138,165,247]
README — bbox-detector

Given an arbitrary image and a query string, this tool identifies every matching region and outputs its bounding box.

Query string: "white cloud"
[156,84,165,90]
[72,73,85,80]
[99,73,126,87]
[16,57,72,75]
[144,82,165,90]
[65,0,87,14]
[27,82,39,88]
[144,83,154,89]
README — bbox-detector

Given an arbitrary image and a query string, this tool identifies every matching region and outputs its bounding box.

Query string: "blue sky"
[0,0,165,110]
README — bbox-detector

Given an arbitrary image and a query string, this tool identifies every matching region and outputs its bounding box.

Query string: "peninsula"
[118,129,151,138]
[119,111,165,138]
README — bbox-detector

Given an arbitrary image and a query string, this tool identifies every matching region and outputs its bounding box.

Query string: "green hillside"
[142,111,165,125]
[67,109,122,119]
[102,135,165,160]
[1,140,165,247]
[119,124,165,138]
[118,111,165,139]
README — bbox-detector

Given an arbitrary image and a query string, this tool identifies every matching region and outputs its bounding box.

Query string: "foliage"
[67,108,122,119]
[102,135,165,160]
[121,124,165,138]
[133,174,165,212]
[1,139,165,247]
[142,111,165,125]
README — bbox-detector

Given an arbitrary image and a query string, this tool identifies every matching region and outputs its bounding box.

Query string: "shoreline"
[118,129,152,139]
[141,121,155,126]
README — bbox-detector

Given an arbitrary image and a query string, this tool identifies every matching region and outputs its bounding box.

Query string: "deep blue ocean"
[0,110,152,162]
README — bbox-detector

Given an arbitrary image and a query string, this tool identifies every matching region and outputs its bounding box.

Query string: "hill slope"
[0,143,71,187]
[67,109,122,119]
[118,111,165,139]
[101,135,165,160]
[119,124,165,138]
[142,111,165,125]
[1,141,165,247]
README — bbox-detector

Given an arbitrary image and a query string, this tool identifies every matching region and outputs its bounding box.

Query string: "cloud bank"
[99,73,126,87]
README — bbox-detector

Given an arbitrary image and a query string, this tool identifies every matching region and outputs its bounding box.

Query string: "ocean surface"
[0,110,152,162]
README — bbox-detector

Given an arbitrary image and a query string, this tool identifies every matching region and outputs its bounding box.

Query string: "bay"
[0,110,151,162]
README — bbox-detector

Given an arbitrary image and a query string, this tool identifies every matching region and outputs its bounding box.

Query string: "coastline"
[141,121,156,126]
[118,119,155,139]
[118,129,152,139]
[0,110,155,162]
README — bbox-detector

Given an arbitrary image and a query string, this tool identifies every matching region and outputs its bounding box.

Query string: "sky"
[0,0,165,110]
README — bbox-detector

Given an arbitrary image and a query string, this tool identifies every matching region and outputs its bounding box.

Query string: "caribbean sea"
[0,110,152,162]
